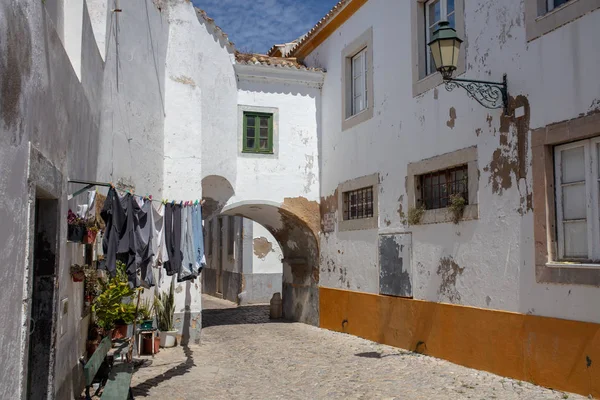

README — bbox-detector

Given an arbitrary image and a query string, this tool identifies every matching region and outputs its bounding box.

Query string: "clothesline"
[68,179,206,206]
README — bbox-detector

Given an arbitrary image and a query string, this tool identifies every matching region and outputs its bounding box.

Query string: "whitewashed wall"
[252,222,283,274]
[306,0,600,323]
[231,71,322,207]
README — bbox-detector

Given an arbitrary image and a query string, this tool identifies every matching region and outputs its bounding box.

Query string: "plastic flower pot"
[159,331,177,348]
[67,225,85,243]
[140,320,153,330]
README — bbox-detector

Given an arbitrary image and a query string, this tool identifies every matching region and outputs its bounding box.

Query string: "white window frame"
[554,137,600,262]
[351,48,368,116]
[342,27,374,131]
[424,0,456,76]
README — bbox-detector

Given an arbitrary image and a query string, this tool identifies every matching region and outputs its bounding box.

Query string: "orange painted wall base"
[319,287,600,398]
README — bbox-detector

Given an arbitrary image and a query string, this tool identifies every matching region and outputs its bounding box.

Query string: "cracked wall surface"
[305,0,600,326]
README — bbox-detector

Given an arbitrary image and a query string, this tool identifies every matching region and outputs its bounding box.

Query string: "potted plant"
[84,225,99,245]
[67,209,86,242]
[84,265,99,306]
[155,282,177,348]
[138,299,154,330]
[92,266,136,340]
[70,264,85,282]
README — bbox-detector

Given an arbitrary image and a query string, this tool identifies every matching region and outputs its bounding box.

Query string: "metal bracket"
[68,179,112,200]
[444,74,508,114]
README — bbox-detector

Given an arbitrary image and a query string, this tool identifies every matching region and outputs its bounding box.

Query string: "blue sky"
[192,0,339,54]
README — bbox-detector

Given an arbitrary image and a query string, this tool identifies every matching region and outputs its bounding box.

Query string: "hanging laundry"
[100,187,130,277]
[151,203,165,285]
[179,205,195,282]
[100,187,152,287]
[135,199,155,288]
[163,203,183,276]
[191,203,205,275]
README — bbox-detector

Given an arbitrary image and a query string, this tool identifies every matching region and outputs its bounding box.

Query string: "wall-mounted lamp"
[428,21,509,114]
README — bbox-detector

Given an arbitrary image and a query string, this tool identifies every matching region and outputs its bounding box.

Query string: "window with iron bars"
[343,186,374,220]
[420,165,468,210]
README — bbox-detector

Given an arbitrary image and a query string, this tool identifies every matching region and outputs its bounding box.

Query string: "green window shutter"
[243,112,273,154]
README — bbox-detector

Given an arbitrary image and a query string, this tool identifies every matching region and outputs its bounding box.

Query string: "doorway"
[27,195,59,400]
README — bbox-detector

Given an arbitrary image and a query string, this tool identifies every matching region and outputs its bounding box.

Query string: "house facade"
[289,0,600,397]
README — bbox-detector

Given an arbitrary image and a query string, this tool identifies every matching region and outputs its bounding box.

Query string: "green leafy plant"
[448,193,467,224]
[92,281,136,330]
[84,265,100,298]
[155,282,175,331]
[92,261,136,331]
[407,205,426,225]
[138,298,154,321]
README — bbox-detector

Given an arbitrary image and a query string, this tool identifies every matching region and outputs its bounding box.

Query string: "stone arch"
[201,175,235,220]
[221,199,320,325]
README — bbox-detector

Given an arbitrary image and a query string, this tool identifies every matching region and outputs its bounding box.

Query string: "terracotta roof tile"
[194,8,235,50]
[235,52,324,72]
[286,0,353,57]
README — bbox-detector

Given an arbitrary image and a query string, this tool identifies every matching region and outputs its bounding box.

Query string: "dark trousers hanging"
[163,204,182,276]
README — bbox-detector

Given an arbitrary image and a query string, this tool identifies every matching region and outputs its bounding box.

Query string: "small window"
[547,0,570,12]
[351,48,368,116]
[228,217,235,255]
[425,0,456,76]
[343,186,374,220]
[420,165,468,210]
[243,112,273,154]
[554,138,600,262]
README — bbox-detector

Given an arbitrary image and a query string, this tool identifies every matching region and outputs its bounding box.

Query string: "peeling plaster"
[437,256,464,303]
[446,107,457,129]
[303,154,316,194]
[483,95,532,215]
[170,75,197,87]
[253,236,273,260]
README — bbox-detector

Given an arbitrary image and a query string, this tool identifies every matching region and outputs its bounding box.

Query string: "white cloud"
[192,0,337,53]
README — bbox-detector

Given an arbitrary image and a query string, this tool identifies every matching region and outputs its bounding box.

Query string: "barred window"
[343,186,374,220]
[420,165,468,210]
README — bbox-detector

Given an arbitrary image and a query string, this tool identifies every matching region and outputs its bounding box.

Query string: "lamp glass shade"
[428,21,463,78]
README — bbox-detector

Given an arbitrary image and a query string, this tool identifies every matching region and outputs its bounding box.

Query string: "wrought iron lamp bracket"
[443,74,508,114]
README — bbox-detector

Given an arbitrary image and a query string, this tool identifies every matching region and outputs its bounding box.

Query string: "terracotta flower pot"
[112,324,128,340]
[71,270,85,282]
[84,229,98,244]
[142,336,154,355]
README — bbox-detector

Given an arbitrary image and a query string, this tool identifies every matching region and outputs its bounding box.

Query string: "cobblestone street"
[130,295,584,400]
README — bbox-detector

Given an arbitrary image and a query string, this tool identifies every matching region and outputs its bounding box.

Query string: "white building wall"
[252,222,283,274]
[306,0,600,323]
[233,76,321,206]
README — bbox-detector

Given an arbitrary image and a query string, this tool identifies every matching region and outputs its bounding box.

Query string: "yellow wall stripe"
[319,287,600,398]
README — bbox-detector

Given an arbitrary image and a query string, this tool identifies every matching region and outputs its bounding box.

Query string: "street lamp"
[428,21,509,114]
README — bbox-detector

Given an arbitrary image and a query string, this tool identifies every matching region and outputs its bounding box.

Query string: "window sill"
[546,261,600,269]
[536,0,579,21]
[338,216,378,232]
[414,204,478,225]
[342,106,374,131]
[241,151,274,155]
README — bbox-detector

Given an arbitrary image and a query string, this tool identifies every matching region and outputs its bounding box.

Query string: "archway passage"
[221,199,320,326]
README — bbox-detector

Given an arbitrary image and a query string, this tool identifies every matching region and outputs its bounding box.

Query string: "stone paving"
[130,295,585,400]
